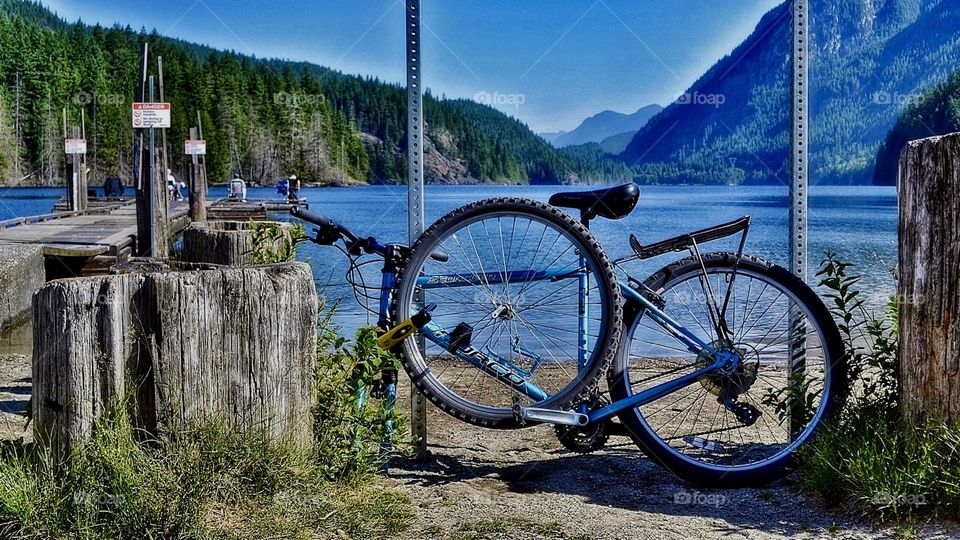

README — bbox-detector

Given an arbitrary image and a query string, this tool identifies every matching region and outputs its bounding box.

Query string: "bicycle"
[292,183,846,487]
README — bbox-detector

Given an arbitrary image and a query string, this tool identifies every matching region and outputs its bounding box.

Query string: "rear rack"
[630,216,751,260]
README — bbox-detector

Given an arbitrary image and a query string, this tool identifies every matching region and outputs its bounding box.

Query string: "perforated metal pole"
[788,0,809,438]
[406,0,428,458]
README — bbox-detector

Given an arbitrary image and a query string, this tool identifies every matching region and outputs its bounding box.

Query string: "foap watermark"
[274,92,326,108]
[675,91,726,109]
[871,91,921,107]
[871,491,928,508]
[472,290,528,306]
[73,91,126,107]
[673,490,727,508]
[474,91,526,109]
[73,490,124,508]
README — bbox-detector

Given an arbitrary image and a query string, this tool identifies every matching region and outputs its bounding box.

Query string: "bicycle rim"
[394,199,621,425]
[614,257,837,473]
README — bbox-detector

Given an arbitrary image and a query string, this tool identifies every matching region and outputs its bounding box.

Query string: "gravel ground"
[0,322,31,441]
[388,384,957,540]
[1,322,955,540]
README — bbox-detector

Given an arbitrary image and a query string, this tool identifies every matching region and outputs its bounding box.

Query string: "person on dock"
[228,172,247,202]
[167,169,185,202]
[276,178,289,199]
[288,175,301,202]
[103,176,125,198]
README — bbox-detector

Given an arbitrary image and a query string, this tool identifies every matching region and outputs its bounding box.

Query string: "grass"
[0,301,414,539]
[455,517,589,540]
[798,254,960,524]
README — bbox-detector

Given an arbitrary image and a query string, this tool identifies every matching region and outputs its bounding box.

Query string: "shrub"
[0,301,413,539]
[800,253,960,523]
[250,220,306,264]
[313,301,410,479]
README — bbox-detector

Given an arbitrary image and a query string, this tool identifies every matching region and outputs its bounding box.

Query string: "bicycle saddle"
[548,183,640,221]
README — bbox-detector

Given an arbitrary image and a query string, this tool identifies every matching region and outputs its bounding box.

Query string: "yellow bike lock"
[377,304,436,350]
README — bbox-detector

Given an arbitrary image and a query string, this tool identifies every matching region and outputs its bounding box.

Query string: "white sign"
[184,139,207,155]
[132,102,171,129]
[64,138,87,155]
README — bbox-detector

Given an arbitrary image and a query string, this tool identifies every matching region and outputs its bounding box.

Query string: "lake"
[0,184,898,336]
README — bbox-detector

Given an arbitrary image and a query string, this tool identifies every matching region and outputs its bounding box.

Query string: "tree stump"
[33,263,318,459]
[898,133,960,426]
[181,221,292,266]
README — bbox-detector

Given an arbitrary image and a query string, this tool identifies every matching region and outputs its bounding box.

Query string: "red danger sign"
[64,139,87,155]
[132,102,171,128]
[184,140,207,155]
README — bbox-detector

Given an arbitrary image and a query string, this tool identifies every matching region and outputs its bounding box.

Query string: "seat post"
[580,211,593,229]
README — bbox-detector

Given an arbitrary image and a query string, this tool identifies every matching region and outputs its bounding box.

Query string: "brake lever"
[310,226,342,246]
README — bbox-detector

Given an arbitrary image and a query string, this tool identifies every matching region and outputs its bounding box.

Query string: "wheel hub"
[696,340,758,399]
[490,302,516,321]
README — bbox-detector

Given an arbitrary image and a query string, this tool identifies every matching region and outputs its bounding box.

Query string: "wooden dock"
[207,198,307,221]
[0,197,305,274]
[0,200,189,259]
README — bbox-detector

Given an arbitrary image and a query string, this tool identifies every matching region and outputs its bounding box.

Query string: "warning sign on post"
[132,103,171,129]
[64,139,87,155]
[184,140,207,155]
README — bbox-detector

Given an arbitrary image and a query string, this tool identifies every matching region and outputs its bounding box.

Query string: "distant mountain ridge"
[543,104,662,148]
[875,69,960,183]
[621,0,960,185]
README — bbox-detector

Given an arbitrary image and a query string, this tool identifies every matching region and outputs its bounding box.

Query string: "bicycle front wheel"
[608,253,846,487]
[393,198,623,428]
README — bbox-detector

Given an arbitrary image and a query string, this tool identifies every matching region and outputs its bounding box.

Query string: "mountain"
[875,69,960,183]
[546,104,662,148]
[539,131,565,145]
[598,130,638,154]
[0,1,616,186]
[622,0,960,185]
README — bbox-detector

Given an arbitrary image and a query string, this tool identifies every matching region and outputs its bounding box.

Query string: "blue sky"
[44,0,781,133]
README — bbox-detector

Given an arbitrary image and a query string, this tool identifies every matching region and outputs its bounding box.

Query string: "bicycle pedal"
[723,398,761,426]
[519,406,590,427]
[447,322,473,352]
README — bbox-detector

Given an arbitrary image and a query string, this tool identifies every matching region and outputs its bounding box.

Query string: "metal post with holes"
[406,0,429,458]
[788,0,809,438]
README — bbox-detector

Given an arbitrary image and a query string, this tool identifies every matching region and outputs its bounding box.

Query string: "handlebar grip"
[290,207,333,228]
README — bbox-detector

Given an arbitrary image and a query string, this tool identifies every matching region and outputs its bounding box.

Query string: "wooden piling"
[188,127,207,222]
[182,221,293,266]
[32,263,319,459]
[134,42,150,256]
[898,132,960,426]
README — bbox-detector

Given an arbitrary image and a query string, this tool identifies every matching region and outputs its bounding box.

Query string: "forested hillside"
[0,1,612,186]
[875,70,960,182]
[621,0,960,185]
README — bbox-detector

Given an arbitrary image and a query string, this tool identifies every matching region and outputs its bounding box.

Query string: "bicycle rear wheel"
[393,198,622,428]
[608,253,846,487]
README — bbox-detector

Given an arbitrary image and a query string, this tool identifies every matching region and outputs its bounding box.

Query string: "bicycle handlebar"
[291,206,449,262]
[291,207,333,229]
[291,207,359,243]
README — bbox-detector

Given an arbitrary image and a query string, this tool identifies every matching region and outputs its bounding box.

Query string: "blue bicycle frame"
[381,260,727,427]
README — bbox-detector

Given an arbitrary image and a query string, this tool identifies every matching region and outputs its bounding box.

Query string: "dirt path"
[389,396,953,540]
[0,322,32,441]
[0,323,953,540]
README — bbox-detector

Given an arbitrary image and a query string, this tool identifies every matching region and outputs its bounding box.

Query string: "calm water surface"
[0,184,897,336]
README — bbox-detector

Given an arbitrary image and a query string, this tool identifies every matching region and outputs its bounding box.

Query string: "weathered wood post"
[32,263,318,459]
[134,42,151,256]
[73,125,87,212]
[187,127,207,222]
[182,221,293,266]
[898,132,960,426]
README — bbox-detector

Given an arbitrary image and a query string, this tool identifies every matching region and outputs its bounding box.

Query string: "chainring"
[554,396,611,454]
